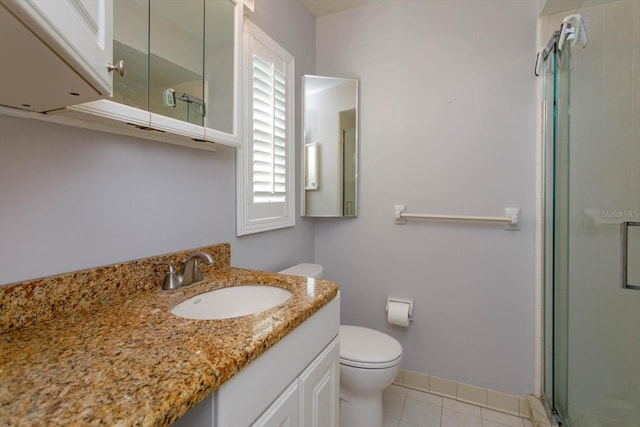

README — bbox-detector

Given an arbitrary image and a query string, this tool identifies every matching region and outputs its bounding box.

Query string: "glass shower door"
[565,1,640,424]
[544,1,640,425]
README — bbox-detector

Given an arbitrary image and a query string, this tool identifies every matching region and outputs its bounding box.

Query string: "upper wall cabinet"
[0,0,113,112]
[56,0,245,149]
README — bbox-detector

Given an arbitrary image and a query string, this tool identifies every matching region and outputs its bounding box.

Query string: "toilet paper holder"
[386,297,414,320]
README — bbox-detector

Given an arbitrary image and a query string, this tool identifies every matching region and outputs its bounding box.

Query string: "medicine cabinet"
[301,75,359,217]
[55,0,246,149]
[0,0,113,112]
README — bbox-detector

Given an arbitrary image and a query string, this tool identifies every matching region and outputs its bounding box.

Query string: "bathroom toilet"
[339,325,402,427]
[279,264,403,427]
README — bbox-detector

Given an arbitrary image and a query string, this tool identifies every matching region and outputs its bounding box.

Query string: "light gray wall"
[0,0,316,286]
[314,0,538,396]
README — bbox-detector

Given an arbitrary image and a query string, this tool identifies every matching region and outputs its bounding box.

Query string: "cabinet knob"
[107,60,127,77]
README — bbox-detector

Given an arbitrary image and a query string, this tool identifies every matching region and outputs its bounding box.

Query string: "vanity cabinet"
[253,338,339,427]
[173,296,340,427]
[216,296,339,426]
[0,0,113,112]
[252,378,300,427]
[53,0,245,149]
[299,339,340,427]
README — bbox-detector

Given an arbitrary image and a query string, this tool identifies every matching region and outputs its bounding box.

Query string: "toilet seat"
[339,325,403,369]
[340,353,402,369]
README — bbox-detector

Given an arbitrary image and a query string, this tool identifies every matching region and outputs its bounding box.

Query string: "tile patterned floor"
[383,385,534,427]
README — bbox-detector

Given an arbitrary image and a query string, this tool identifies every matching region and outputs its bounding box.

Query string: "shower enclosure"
[542,0,640,425]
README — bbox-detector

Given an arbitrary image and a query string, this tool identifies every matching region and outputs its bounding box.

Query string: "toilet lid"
[340,325,402,368]
[278,263,323,278]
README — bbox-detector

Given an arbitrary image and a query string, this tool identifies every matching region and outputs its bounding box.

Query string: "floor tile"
[482,408,525,427]
[441,408,483,427]
[384,415,401,427]
[401,399,442,427]
[407,389,444,407]
[385,384,410,399]
[484,421,512,427]
[443,397,482,418]
[383,384,532,427]
[384,393,406,419]
[399,421,427,427]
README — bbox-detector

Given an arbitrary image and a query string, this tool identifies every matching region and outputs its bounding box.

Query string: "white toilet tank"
[278,263,323,279]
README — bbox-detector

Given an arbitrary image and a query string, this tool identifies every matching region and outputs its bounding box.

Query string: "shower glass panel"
[542,42,571,421]
[542,41,555,417]
[557,46,571,424]
[149,0,205,126]
[544,1,640,425]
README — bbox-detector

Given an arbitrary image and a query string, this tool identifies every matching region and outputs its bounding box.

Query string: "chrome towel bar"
[394,205,520,230]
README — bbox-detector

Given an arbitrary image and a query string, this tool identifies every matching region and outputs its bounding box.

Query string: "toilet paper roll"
[387,301,411,327]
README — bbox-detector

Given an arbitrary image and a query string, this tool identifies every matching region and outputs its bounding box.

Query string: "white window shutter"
[252,55,287,204]
[237,19,295,236]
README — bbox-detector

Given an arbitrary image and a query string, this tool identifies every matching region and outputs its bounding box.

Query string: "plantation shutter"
[252,54,287,203]
[237,20,295,236]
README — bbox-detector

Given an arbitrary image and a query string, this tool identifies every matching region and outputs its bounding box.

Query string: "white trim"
[0,106,218,152]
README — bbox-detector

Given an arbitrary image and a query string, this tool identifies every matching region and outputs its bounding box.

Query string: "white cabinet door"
[252,381,300,427]
[4,0,113,95]
[299,338,340,427]
[0,0,112,112]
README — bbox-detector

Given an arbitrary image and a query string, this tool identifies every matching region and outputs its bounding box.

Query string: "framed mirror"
[301,75,359,217]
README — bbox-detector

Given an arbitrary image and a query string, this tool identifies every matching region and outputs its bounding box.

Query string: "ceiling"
[300,0,377,16]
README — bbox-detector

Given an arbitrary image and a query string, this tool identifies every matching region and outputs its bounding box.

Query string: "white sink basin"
[171,285,293,320]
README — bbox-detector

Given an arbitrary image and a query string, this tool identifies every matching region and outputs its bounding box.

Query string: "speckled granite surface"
[0,244,231,334]
[0,244,338,426]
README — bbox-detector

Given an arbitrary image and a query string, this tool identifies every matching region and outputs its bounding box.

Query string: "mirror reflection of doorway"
[339,108,356,217]
[342,126,356,217]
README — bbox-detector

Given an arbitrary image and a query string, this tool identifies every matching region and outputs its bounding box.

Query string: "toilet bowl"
[278,264,404,427]
[339,325,402,427]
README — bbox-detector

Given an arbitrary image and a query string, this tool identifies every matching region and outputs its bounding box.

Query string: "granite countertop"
[0,266,338,426]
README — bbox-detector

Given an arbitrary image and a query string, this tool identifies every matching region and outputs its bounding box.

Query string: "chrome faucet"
[181,251,214,287]
[158,251,215,290]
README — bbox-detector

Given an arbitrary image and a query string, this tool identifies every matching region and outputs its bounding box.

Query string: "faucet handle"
[156,261,182,290]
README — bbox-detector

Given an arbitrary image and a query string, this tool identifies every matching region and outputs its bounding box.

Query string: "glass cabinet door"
[149,0,205,126]
[112,0,148,111]
[107,0,241,146]
[204,0,235,134]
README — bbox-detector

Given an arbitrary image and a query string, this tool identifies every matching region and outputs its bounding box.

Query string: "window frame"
[236,19,295,236]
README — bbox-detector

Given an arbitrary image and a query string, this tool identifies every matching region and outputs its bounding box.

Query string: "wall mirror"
[301,75,359,217]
